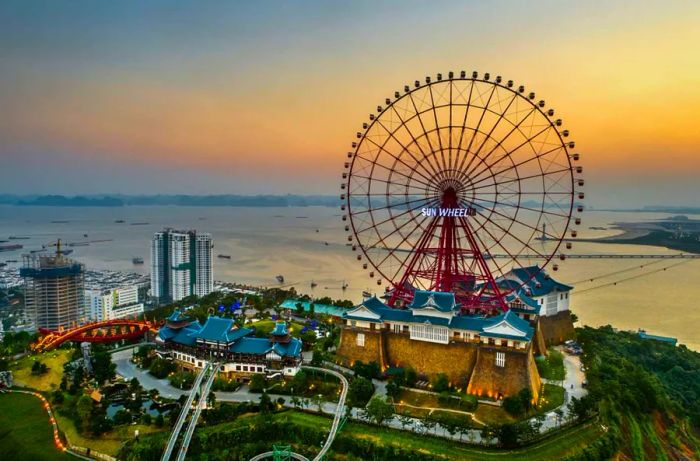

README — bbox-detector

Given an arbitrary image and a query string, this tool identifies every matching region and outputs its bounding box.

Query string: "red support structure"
[388,187,508,312]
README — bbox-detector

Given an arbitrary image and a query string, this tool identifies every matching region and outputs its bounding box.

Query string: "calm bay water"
[1,205,698,350]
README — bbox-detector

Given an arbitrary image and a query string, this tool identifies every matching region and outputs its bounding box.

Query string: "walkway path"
[113,346,588,447]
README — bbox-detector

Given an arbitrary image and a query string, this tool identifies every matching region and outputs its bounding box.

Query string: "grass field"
[536,349,566,381]
[0,393,74,461]
[10,349,71,391]
[247,319,305,335]
[278,410,604,461]
[53,409,163,456]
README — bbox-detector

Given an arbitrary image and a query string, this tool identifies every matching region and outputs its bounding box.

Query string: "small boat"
[30,248,47,254]
[276,275,285,283]
[310,281,318,288]
[362,291,372,298]
[0,262,6,268]
[316,229,320,233]
[130,222,149,226]
[217,254,231,260]
[83,233,88,238]
[115,220,125,223]
[0,244,23,252]
[61,249,74,255]
[8,236,30,240]
[51,220,69,224]
[5,259,18,263]
[324,242,329,246]
[132,257,144,265]
[68,242,89,247]
[342,281,348,290]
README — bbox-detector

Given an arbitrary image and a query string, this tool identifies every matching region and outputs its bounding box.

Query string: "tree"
[494,423,521,448]
[249,373,266,393]
[568,395,596,422]
[502,395,525,416]
[518,388,533,414]
[207,391,217,408]
[347,376,374,408]
[92,351,116,383]
[295,303,304,316]
[155,414,165,428]
[31,360,47,374]
[404,366,418,387]
[76,395,94,432]
[259,391,274,414]
[432,373,449,392]
[365,396,394,426]
[385,379,401,400]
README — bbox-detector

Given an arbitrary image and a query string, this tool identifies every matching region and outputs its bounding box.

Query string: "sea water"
[1,205,697,350]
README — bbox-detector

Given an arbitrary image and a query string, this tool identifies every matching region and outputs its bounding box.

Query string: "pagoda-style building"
[337,290,542,400]
[156,312,302,378]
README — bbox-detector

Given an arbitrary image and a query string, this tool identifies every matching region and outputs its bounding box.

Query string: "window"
[236,365,241,371]
[393,324,401,334]
[409,324,449,344]
[356,333,365,347]
[496,352,505,367]
[351,320,357,328]
[243,366,248,372]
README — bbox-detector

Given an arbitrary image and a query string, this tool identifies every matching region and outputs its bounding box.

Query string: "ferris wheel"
[341,71,583,310]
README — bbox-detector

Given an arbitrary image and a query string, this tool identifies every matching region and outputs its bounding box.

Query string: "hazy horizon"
[1,1,699,208]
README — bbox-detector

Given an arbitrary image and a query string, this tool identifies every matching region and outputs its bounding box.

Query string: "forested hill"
[573,326,700,460]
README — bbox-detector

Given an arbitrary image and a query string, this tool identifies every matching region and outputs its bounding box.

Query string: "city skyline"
[1,1,699,208]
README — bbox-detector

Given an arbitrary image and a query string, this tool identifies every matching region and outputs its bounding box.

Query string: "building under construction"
[20,248,85,331]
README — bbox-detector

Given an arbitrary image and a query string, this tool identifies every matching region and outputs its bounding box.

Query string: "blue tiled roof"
[505,290,540,310]
[230,337,271,354]
[408,290,458,312]
[481,310,534,340]
[166,309,190,322]
[271,321,289,336]
[229,337,303,357]
[511,265,572,296]
[158,321,200,346]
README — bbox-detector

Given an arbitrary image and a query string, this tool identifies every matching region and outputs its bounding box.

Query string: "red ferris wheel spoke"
[465,165,572,193]
[463,107,546,180]
[360,135,440,188]
[459,89,519,176]
[355,196,438,235]
[349,195,437,216]
[468,143,566,188]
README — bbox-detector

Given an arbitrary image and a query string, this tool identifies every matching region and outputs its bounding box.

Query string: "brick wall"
[336,328,384,367]
[467,345,542,400]
[539,311,575,346]
[383,333,478,385]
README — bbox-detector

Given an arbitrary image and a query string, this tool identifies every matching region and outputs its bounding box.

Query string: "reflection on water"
[0,205,697,350]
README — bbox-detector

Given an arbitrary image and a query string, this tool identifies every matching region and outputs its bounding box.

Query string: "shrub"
[432,373,449,392]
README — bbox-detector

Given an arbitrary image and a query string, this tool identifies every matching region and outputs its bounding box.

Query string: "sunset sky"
[1,0,699,207]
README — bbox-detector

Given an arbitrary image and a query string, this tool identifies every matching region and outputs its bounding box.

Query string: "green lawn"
[538,384,565,413]
[281,410,604,461]
[536,349,566,381]
[246,319,305,335]
[0,393,74,461]
[10,349,71,391]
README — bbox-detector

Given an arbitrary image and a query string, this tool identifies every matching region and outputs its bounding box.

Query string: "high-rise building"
[21,251,85,331]
[150,229,213,303]
[86,285,144,321]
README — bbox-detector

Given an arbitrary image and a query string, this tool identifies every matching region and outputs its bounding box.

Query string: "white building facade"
[150,229,213,303]
[86,285,144,321]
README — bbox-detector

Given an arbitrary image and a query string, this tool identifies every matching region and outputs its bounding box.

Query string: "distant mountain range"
[0,194,342,207]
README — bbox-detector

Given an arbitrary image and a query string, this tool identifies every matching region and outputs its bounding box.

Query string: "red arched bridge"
[32,319,161,352]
